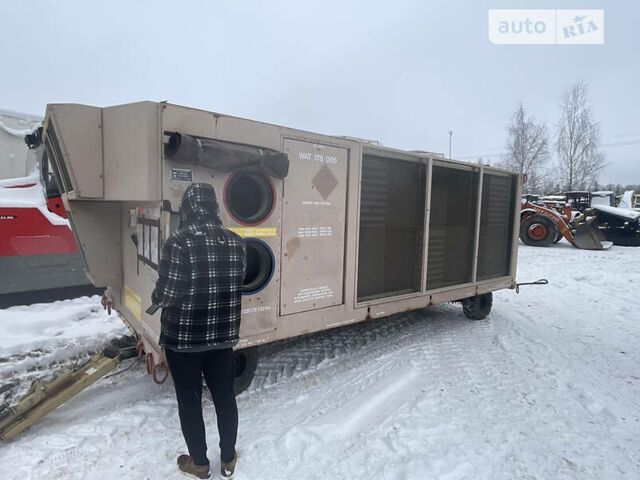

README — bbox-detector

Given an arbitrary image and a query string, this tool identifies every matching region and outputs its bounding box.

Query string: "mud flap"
[572,218,613,250]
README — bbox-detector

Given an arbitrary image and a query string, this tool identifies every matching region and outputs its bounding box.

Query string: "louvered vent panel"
[357,155,425,302]
[477,174,516,280]
[426,165,479,291]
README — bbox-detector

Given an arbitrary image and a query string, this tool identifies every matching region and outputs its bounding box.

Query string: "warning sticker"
[297,226,332,238]
[228,227,277,238]
[171,168,192,182]
[293,285,334,304]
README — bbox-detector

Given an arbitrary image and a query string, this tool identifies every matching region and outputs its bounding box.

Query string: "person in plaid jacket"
[152,182,246,479]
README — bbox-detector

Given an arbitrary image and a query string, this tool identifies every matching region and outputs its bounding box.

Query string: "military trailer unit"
[40,101,521,389]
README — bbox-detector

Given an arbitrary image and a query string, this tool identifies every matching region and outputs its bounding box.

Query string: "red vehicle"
[519,200,610,250]
[0,129,99,307]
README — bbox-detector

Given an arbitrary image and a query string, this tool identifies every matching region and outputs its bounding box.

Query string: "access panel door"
[280,138,348,315]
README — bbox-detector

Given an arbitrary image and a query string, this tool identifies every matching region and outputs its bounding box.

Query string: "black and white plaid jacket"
[152,183,246,351]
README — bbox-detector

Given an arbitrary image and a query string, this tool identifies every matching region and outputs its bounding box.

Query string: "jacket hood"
[179,183,221,228]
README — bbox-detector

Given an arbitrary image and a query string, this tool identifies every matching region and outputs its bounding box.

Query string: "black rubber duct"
[225,171,275,224]
[165,132,289,179]
[242,240,274,294]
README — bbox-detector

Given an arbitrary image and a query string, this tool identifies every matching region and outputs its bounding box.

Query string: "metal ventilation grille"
[357,154,425,302]
[477,173,516,280]
[44,122,73,194]
[426,165,479,290]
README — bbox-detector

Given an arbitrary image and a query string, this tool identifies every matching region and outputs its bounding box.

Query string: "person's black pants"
[165,348,238,466]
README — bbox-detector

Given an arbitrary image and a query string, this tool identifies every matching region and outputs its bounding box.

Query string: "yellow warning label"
[228,227,277,238]
[124,285,142,321]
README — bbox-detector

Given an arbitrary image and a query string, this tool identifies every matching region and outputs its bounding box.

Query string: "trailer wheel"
[233,347,258,395]
[462,293,492,320]
[519,215,556,247]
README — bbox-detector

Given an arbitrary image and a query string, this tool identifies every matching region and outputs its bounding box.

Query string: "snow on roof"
[0,108,43,122]
[0,108,42,137]
[591,191,614,196]
[0,173,69,227]
[592,204,640,221]
[0,171,39,188]
[0,183,44,206]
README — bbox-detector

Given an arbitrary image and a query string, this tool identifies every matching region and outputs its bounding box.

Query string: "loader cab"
[565,191,591,214]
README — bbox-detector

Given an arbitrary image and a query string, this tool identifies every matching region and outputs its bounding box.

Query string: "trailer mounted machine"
[1,101,523,439]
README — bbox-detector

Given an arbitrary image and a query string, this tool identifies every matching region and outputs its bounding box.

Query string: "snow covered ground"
[1,242,639,479]
[0,297,129,409]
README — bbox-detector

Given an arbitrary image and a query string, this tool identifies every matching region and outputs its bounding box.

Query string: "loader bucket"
[572,218,613,250]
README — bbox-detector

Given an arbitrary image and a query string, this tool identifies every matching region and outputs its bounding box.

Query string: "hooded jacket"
[152,183,246,351]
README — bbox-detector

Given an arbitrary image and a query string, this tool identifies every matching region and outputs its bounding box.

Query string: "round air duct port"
[242,238,275,295]
[224,171,275,225]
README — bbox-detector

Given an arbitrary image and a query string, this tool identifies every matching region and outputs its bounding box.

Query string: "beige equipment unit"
[42,101,521,388]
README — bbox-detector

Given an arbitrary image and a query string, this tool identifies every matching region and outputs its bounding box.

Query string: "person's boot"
[177,454,211,479]
[220,451,237,479]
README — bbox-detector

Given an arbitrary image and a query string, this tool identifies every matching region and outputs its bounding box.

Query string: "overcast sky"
[1,0,637,185]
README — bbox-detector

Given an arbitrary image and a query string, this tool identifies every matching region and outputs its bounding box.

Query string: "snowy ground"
[0,297,129,409]
[0,242,639,479]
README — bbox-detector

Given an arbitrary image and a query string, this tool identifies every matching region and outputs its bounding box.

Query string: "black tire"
[233,347,258,395]
[519,214,556,247]
[462,292,493,320]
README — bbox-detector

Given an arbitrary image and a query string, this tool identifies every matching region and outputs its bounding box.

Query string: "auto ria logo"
[488,9,604,44]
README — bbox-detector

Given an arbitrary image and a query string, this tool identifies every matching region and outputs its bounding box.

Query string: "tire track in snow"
[498,307,640,415]
[239,306,599,478]
[2,279,639,479]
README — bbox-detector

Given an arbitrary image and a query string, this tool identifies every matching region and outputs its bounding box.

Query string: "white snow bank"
[0,296,128,357]
[0,296,130,411]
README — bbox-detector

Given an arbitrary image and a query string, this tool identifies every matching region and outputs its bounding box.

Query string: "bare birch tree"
[555,81,607,190]
[501,102,549,192]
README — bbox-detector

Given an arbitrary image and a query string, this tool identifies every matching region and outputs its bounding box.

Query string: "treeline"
[498,80,617,195]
